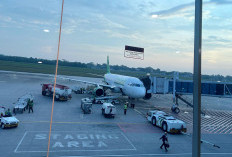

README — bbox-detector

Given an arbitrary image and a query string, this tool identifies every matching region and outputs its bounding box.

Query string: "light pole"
[192,0,202,157]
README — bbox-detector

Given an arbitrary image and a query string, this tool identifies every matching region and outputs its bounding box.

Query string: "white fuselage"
[104,73,146,99]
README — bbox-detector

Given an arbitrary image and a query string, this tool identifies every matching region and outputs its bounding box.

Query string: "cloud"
[137,0,157,13]
[59,18,90,34]
[204,35,232,48]
[62,26,77,34]
[95,14,127,29]
[102,29,150,45]
[207,35,231,43]
[209,0,232,5]
[201,46,232,76]
[43,29,50,33]
[150,2,194,19]
[0,15,13,22]
[202,48,232,66]
[150,0,232,19]
[41,46,53,53]
[29,20,54,26]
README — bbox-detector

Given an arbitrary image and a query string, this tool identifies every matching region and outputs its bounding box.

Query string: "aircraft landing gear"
[171,104,180,114]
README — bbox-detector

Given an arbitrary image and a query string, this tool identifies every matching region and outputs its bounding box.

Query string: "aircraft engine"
[93,86,104,96]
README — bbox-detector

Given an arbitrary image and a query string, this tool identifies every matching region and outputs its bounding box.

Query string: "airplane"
[57,56,152,99]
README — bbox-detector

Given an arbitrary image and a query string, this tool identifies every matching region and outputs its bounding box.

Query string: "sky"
[0,0,231,76]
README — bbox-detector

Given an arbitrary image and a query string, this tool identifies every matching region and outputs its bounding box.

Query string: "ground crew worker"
[5,108,12,117]
[28,100,34,113]
[124,102,128,115]
[160,132,169,152]
[93,97,96,104]
[131,103,135,109]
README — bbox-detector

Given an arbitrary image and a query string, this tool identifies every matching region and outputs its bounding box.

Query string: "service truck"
[101,103,116,118]
[42,84,72,101]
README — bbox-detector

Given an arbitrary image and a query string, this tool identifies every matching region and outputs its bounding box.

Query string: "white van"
[101,103,116,118]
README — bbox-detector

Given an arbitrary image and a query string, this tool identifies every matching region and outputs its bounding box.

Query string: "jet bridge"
[147,75,232,113]
[169,80,232,97]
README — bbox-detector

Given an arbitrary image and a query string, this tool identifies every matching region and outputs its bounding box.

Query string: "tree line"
[0,54,232,82]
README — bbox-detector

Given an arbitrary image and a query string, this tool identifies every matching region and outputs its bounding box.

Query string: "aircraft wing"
[55,75,115,89]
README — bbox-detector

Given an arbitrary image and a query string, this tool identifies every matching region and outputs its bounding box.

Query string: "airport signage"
[124,45,144,60]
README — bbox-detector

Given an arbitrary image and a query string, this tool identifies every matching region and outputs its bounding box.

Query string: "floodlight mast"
[192,0,202,157]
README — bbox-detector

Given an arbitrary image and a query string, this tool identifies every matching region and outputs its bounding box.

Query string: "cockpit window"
[128,83,144,87]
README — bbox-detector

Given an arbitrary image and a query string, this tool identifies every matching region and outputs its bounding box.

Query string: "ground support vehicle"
[101,103,116,118]
[147,110,187,133]
[42,84,72,101]
[0,107,19,129]
[13,102,27,114]
[72,86,86,94]
[81,98,92,114]
[92,95,119,105]
[13,93,34,114]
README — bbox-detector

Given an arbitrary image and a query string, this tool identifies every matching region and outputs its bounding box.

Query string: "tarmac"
[0,71,232,157]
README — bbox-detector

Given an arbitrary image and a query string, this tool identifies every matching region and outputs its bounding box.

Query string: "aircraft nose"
[141,87,146,97]
[135,87,146,98]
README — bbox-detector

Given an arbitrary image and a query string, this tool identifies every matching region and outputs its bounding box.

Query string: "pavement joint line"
[202,124,232,127]
[224,126,232,134]
[205,116,223,124]
[15,149,135,153]
[14,131,28,153]
[21,120,146,125]
[20,130,125,132]
[202,126,213,133]
[213,117,229,126]
[218,125,232,134]
[15,149,136,153]
[133,109,145,117]
[219,128,230,134]
[59,152,232,157]
[207,126,219,134]
[60,154,192,157]
[132,108,232,135]
[120,132,136,150]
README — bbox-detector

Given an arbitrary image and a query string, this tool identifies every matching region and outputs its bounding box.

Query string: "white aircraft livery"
[58,56,149,99]
[104,56,146,98]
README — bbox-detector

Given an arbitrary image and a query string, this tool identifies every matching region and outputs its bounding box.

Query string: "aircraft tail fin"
[107,56,110,73]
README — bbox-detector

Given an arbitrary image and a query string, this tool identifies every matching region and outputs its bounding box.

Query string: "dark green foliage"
[0,54,231,82]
